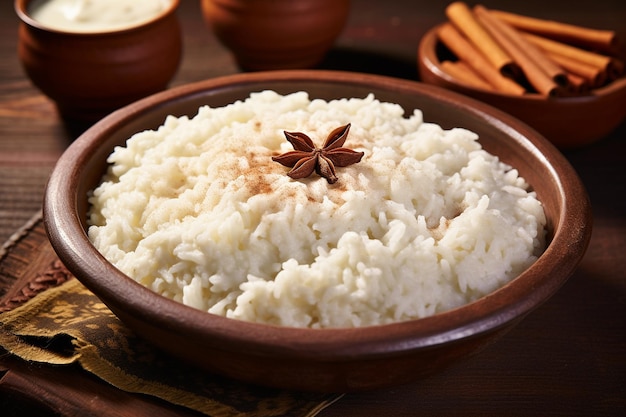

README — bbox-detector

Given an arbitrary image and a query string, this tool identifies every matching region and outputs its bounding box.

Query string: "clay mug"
[15,0,183,123]
[201,0,351,71]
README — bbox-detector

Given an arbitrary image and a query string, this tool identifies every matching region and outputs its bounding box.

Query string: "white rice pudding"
[88,91,546,328]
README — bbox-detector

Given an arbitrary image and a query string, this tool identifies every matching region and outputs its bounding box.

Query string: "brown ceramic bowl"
[43,70,591,392]
[201,0,350,71]
[418,24,626,149]
[15,0,182,123]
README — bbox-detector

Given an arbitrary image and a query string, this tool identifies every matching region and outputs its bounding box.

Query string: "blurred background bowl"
[43,70,591,392]
[15,0,182,123]
[417,24,626,149]
[201,0,350,71]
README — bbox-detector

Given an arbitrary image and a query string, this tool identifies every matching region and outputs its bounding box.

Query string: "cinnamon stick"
[437,23,526,95]
[522,33,613,73]
[474,5,565,96]
[489,9,619,54]
[563,72,590,94]
[441,60,496,91]
[445,2,519,78]
[610,59,625,82]
[544,51,607,87]
[482,7,569,87]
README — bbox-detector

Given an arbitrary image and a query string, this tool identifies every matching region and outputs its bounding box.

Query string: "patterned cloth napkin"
[0,272,340,417]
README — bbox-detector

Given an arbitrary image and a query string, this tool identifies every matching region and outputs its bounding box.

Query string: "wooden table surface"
[1,1,625,416]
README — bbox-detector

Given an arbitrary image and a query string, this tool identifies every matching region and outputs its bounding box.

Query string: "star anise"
[272,123,364,184]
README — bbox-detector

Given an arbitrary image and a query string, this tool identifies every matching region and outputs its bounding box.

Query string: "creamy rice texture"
[87,91,546,328]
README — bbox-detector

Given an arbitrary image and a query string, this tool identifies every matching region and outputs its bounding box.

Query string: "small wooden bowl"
[418,24,626,149]
[44,70,591,392]
[15,0,182,123]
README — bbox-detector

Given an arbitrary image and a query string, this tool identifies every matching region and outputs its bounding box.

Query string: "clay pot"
[201,0,350,71]
[15,0,182,123]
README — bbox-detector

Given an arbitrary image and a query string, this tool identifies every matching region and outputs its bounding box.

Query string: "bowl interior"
[43,70,591,390]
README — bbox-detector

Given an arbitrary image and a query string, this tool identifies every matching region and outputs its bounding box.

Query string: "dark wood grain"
[1,0,625,415]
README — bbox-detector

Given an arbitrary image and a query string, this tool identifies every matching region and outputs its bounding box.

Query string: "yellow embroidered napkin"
[0,277,340,417]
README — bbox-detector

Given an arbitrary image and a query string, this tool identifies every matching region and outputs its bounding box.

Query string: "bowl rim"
[15,0,180,36]
[418,23,626,101]
[43,69,592,361]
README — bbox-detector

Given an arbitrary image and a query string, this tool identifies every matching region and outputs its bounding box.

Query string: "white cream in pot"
[29,0,172,32]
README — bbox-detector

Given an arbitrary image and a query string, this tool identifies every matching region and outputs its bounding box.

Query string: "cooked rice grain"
[88,91,546,328]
